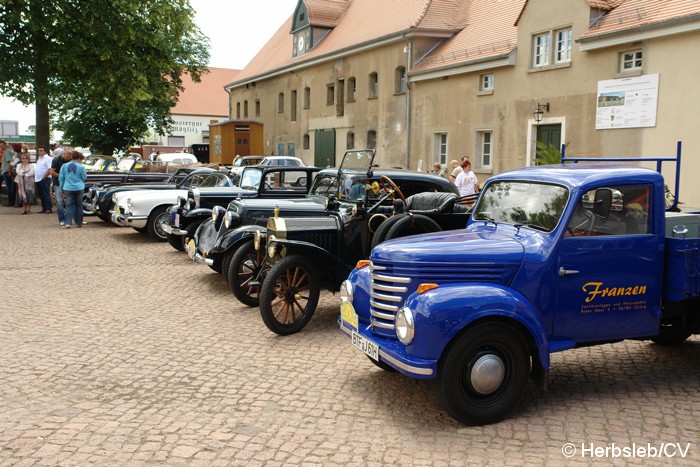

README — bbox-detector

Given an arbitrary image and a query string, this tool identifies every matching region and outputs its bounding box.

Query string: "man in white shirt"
[34,146,54,213]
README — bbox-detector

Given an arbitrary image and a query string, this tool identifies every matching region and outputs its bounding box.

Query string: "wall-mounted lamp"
[533,102,550,123]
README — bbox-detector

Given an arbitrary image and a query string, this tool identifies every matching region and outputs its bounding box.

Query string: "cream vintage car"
[112,170,233,241]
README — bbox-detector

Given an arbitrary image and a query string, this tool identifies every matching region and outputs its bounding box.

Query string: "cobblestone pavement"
[0,204,698,466]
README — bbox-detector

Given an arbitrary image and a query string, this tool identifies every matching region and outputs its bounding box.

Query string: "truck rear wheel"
[259,255,320,335]
[228,240,264,307]
[437,322,530,425]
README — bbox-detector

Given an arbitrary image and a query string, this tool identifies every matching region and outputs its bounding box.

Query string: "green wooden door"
[314,130,336,167]
[536,124,562,149]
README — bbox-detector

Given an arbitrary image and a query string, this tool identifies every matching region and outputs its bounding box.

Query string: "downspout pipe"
[405,37,412,170]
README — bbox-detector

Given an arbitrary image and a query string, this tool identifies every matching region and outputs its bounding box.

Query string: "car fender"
[218,225,266,253]
[270,239,349,275]
[404,283,550,371]
[185,208,213,219]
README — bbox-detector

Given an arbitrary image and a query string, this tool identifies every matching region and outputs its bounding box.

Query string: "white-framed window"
[555,28,572,63]
[533,33,551,67]
[532,27,572,67]
[621,49,643,71]
[433,132,448,165]
[475,130,493,170]
[480,74,494,91]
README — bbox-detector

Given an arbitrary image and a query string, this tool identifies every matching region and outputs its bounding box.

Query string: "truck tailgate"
[665,237,700,302]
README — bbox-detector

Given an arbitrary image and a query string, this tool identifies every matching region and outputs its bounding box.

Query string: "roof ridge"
[412,0,434,28]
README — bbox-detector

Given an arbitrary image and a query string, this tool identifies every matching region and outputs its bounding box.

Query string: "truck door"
[553,185,662,341]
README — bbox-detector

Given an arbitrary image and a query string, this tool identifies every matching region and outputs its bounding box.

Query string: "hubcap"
[469,353,505,395]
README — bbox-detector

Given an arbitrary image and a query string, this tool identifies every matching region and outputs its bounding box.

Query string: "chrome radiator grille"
[369,262,411,338]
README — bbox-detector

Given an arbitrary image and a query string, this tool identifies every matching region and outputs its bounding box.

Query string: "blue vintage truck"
[338,148,699,425]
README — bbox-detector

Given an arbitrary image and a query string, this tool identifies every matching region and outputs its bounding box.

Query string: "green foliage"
[0,0,210,152]
[535,141,568,165]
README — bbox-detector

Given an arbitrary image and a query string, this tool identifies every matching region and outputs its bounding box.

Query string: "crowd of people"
[430,156,479,198]
[0,140,86,228]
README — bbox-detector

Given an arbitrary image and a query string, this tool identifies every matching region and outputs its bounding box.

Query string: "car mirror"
[593,188,613,218]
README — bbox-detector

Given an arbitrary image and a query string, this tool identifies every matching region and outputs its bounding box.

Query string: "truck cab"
[339,161,700,425]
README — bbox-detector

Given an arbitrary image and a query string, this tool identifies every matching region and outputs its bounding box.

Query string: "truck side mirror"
[593,188,613,218]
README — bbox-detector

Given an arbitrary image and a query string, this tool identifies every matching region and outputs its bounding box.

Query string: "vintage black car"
[84,157,173,188]
[189,150,459,307]
[235,150,473,335]
[164,166,320,251]
[86,167,216,222]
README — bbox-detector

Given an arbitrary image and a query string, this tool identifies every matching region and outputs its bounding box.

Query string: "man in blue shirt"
[58,151,87,228]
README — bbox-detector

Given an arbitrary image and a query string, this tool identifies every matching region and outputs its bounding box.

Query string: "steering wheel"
[379,175,407,205]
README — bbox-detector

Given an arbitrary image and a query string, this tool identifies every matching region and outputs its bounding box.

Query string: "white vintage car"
[112,170,233,241]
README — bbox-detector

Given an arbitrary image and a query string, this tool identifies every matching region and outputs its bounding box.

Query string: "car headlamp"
[254,230,262,251]
[212,205,225,223]
[339,280,353,304]
[177,196,187,208]
[395,306,415,344]
[224,210,240,228]
[111,194,119,204]
[267,235,277,258]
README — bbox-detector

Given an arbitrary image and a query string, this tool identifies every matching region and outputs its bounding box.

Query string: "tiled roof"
[581,0,700,40]
[231,0,466,85]
[173,68,240,117]
[304,0,350,28]
[412,0,524,73]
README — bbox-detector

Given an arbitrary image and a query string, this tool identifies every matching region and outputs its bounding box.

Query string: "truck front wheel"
[437,322,530,425]
[259,255,320,335]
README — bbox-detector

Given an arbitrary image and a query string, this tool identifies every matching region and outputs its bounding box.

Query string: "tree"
[0,0,209,153]
[535,141,568,165]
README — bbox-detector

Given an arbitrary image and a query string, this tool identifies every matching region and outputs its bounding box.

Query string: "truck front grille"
[369,262,411,338]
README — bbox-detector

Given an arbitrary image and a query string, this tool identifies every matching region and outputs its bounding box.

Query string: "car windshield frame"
[472,180,569,233]
[239,168,263,190]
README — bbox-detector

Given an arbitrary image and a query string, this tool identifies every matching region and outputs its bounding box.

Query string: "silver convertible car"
[112,170,233,241]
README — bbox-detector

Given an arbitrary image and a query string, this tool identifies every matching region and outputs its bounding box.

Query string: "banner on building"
[595,74,659,130]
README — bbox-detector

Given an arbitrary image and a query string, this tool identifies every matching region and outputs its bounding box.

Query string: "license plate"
[340,301,358,329]
[352,331,379,362]
[173,213,180,227]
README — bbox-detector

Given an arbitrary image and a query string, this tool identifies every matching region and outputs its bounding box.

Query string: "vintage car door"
[553,184,662,341]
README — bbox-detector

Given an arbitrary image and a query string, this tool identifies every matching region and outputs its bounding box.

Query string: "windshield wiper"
[514,223,549,232]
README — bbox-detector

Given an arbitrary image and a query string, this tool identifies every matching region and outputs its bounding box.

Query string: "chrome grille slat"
[371,273,410,283]
[370,318,394,330]
[372,283,407,293]
[370,300,398,312]
[370,291,402,303]
[370,309,395,321]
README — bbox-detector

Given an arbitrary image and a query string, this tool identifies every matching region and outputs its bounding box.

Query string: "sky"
[0,0,298,135]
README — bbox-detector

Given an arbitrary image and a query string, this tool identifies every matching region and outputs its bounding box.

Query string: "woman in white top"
[454,160,478,197]
[14,152,36,214]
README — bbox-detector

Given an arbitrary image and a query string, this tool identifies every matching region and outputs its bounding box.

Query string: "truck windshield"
[472,181,569,232]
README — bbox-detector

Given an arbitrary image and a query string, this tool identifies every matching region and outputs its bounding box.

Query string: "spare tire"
[384,214,442,242]
[370,214,408,250]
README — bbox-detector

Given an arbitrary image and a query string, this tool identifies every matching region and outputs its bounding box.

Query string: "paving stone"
[0,205,698,465]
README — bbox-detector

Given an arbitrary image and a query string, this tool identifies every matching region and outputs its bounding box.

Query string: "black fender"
[185,208,213,219]
[219,224,266,253]
[268,239,352,291]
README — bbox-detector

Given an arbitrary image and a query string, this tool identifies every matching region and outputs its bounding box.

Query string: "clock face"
[297,35,305,52]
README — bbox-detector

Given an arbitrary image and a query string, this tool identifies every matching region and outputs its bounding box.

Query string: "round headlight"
[254,230,261,251]
[340,280,353,304]
[212,205,225,222]
[395,307,415,344]
[111,194,119,204]
[224,210,240,228]
[324,197,329,209]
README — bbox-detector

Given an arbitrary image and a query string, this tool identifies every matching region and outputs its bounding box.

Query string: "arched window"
[303,133,310,150]
[347,77,356,101]
[395,66,406,94]
[368,72,378,98]
[236,102,241,119]
[346,131,355,150]
[367,130,377,149]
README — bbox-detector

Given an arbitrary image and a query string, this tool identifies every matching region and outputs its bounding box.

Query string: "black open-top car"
[235,150,474,335]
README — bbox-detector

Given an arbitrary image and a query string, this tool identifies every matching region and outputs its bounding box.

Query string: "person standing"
[1,140,16,206]
[454,159,478,198]
[14,152,36,214]
[430,162,446,178]
[49,149,72,225]
[59,151,87,228]
[34,146,53,213]
[449,156,470,182]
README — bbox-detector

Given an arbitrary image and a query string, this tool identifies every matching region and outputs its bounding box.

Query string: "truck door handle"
[558,267,579,276]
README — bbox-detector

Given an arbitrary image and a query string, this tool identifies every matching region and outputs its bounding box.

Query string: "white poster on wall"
[595,73,659,130]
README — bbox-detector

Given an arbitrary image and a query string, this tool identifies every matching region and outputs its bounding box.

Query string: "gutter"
[577,14,700,51]
[409,53,516,83]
